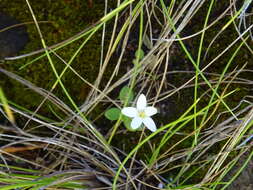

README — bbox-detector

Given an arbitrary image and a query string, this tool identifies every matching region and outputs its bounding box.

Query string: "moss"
[0,0,116,112]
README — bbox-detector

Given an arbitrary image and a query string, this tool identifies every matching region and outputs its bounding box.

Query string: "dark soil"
[0,12,29,59]
[222,152,253,190]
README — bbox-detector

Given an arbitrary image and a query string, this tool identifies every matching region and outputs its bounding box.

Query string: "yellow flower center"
[138,110,146,118]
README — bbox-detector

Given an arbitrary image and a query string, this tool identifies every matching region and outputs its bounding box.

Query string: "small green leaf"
[135,49,144,60]
[105,108,121,121]
[119,86,134,103]
[132,58,138,65]
[122,115,134,131]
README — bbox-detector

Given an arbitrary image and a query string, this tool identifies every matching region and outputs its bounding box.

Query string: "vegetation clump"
[0,0,253,189]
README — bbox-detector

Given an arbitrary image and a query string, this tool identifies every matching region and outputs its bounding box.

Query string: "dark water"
[0,12,29,59]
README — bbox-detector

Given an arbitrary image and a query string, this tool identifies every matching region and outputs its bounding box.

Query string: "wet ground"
[0,12,29,59]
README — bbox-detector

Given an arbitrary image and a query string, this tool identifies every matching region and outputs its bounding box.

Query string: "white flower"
[121,94,157,132]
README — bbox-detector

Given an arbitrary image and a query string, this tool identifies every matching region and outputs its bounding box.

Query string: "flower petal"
[137,94,147,110]
[143,117,157,132]
[122,107,138,118]
[145,107,157,116]
[131,117,143,129]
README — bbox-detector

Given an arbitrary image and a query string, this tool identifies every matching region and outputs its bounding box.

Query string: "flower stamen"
[138,111,146,118]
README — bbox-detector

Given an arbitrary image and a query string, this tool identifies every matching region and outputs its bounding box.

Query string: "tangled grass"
[0,0,253,189]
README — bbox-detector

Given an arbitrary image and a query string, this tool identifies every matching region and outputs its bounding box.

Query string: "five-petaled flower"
[121,94,157,132]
